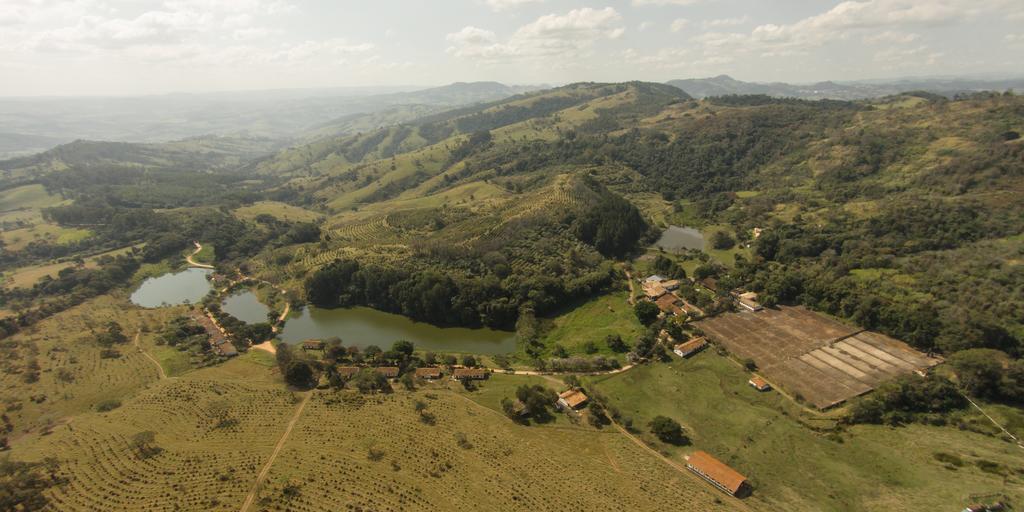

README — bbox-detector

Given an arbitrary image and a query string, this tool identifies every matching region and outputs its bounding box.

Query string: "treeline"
[305,257,617,330]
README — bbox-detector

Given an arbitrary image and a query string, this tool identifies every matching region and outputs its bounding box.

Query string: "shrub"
[95,400,121,412]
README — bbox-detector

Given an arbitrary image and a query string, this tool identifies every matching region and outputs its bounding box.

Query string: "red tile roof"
[686,451,748,495]
[558,389,589,409]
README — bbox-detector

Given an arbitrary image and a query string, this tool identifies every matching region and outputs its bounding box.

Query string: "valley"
[1,80,1022,511]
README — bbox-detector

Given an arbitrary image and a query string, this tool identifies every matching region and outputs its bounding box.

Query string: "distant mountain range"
[0,82,543,158]
[666,75,1024,100]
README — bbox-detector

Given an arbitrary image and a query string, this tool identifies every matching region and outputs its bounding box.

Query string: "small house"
[302,340,325,351]
[699,277,719,293]
[655,293,681,315]
[685,450,750,497]
[375,366,399,378]
[336,366,360,379]
[644,275,667,284]
[557,389,589,410]
[643,282,667,300]
[748,376,771,392]
[415,367,442,379]
[661,279,682,291]
[673,337,707,358]
[736,291,763,312]
[215,342,239,357]
[451,368,489,381]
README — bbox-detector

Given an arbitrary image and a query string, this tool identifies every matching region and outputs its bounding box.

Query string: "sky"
[1,0,1022,96]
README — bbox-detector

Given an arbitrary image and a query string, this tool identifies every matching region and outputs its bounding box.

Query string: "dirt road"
[186,242,215,269]
[239,392,312,512]
[133,330,167,380]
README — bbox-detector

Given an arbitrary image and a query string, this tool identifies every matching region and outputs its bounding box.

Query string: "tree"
[582,340,598,354]
[131,431,162,459]
[0,459,59,511]
[284,361,316,389]
[461,354,477,367]
[711,230,736,250]
[606,334,628,352]
[392,340,415,357]
[634,301,660,325]
[949,349,1006,398]
[400,372,416,391]
[352,368,392,394]
[648,416,686,444]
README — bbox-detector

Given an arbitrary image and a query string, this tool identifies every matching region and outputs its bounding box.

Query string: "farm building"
[214,342,238,357]
[415,367,442,379]
[685,451,749,497]
[734,291,763,312]
[451,368,490,381]
[644,275,667,283]
[748,376,771,391]
[643,282,668,300]
[302,340,325,351]
[556,389,589,410]
[336,366,360,379]
[661,279,682,291]
[698,306,943,409]
[699,277,719,293]
[673,337,708,358]
[655,294,682,315]
[375,366,399,378]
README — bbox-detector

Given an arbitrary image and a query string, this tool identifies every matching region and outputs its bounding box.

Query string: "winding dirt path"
[186,241,214,269]
[133,330,167,380]
[239,391,312,512]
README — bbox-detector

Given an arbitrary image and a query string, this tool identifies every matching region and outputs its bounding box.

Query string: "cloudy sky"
[1,0,1022,96]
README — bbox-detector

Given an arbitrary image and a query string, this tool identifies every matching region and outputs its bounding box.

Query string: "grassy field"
[0,184,65,211]
[233,201,323,223]
[3,245,139,289]
[190,243,215,264]
[0,222,92,251]
[537,290,642,358]
[586,353,1024,511]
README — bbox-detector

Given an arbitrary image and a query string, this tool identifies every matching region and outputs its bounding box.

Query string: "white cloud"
[632,0,707,6]
[863,30,919,44]
[702,16,750,29]
[670,18,689,32]
[447,7,624,61]
[485,0,543,11]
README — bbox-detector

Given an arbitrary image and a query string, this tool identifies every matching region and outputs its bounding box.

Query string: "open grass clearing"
[233,200,323,223]
[3,245,139,289]
[537,290,642,359]
[0,222,92,251]
[0,183,66,212]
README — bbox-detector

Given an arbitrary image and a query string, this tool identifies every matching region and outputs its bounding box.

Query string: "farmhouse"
[451,368,489,381]
[748,376,771,391]
[699,277,719,293]
[735,291,763,312]
[302,340,325,351]
[214,342,238,357]
[375,366,399,378]
[642,282,668,300]
[655,293,682,315]
[336,366,360,379]
[673,337,708,358]
[415,367,442,379]
[685,450,750,497]
[556,389,589,410]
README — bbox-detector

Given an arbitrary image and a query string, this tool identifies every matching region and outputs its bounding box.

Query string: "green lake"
[221,289,271,324]
[130,268,212,308]
[654,225,704,252]
[279,306,516,355]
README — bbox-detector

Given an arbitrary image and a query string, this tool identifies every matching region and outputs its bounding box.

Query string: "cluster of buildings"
[191,311,238,357]
[641,274,764,320]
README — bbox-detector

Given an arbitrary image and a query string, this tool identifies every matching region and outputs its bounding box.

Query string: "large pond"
[279,306,516,355]
[221,290,271,324]
[654,225,705,252]
[130,268,212,308]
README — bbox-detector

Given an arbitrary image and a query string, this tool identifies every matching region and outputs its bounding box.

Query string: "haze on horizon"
[1,0,1022,97]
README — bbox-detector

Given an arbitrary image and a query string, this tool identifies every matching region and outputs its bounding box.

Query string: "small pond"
[130,268,212,308]
[654,225,705,252]
[221,289,272,325]
[279,306,516,355]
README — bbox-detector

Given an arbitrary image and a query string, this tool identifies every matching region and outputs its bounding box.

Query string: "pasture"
[0,184,65,212]
[0,222,92,251]
[537,290,641,359]
[697,306,941,409]
[3,245,139,289]
[233,201,323,223]
[586,353,1024,512]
